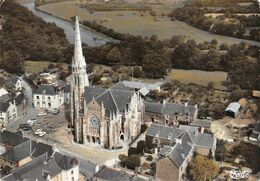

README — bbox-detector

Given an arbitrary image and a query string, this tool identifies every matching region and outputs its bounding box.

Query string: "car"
[37,112,47,117]
[34,129,42,135]
[27,118,37,126]
[18,124,31,131]
[38,131,46,137]
[52,108,60,115]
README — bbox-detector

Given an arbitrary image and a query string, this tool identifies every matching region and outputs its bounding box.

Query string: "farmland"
[38,0,260,45]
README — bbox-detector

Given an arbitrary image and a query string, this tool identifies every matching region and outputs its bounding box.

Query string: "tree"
[215,140,228,162]
[119,154,140,170]
[128,147,138,156]
[142,53,169,78]
[189,155,219,181]
[137,140,146,155]
[106,47,122,64]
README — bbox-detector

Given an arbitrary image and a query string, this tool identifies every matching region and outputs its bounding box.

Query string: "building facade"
[70,17,144,149]
[33,84,64,111]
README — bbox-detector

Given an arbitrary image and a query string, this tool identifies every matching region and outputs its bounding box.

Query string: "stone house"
[144,101,198,126]
[146,124,216,181]
[5,77,23,91]
[33,84,64,111]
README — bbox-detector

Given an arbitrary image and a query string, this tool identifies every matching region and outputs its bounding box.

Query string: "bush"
[146,155,153,161]
[128,147,138,156]
[137,140,146,155]
[140,124,147,133]
[119,154,140,170]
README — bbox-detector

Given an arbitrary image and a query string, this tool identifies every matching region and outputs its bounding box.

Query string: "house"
[2,151,79,181]
[249,123,260,142]
[156,132,194,181]
[144,101,198,125]
[0,131,79,181]
[33,84,64,111]
[0,89,27,125]
[189,119,211,133]
[0,93,17,125]
[225,102,241,118]
[0,139,53,169]
[146,123,216,181]
[92,166,149,181]
[179,125,216,157]
[5,77,23,91]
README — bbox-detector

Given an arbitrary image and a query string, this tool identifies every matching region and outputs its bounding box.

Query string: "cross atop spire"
[73,16,86,68]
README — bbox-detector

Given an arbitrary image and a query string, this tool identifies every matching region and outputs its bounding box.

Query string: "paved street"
[5,78,129,176]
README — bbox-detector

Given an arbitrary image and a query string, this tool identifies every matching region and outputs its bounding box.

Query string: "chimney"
[95,165,100,173]
[163,99,166,105]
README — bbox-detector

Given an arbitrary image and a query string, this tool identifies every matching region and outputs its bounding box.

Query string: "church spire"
[73,16,86,68]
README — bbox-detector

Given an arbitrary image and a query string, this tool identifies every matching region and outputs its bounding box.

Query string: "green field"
[168,69,228,90]
[24,60,52,73]
[38,0,260,45]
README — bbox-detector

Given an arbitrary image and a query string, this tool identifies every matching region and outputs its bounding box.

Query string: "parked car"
[37,112,47,117]
[34,129,42,135]
[27,118,37,126]
[52,108,60,115]
[18,124,31,131]
[38,131,46,137]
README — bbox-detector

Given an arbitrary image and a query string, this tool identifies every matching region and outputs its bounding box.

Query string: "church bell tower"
[70,16,89,143]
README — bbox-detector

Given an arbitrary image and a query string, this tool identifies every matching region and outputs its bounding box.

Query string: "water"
[19,1,114,47]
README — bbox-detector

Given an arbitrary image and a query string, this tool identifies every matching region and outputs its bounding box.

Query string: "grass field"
[24,60,52,73]
[167,69,227,90]
[38,0,260,45]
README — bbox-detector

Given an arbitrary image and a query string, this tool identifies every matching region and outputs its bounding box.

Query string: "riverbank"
[37,0,260,45]
[16,0,114,46]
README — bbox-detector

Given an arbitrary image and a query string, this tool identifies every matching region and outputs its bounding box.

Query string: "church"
[70,17,144,149]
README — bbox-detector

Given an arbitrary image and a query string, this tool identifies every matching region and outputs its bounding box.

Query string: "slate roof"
[139,87,150,96]
[84,86,135,115]
[53,151,76,170]
[0,131,28,147]
[2,150,79,181]
[93,166,148,181]
[190,119,211,128]
[145,102,197,116]
[145,102,163,114]
[0,140,31,162]
[2,153,61,181]
[146,124,185,141]
[0,94,12,112]
[64,84,71,93]
[15,92,25,105]
[168,132,193,168]
[0,140,53,162]
[111,82,132,91]
[179,125,215,149]
[34,84,56,95]
[225,102,241,113]
[121,80,162,91]
[6,77,20,84]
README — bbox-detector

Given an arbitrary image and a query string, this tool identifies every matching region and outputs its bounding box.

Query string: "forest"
[0,0,259,91]
[168,0,260,41]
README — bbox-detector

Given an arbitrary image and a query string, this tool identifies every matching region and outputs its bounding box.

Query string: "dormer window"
[168,133,172,140]
[155,131,160,137]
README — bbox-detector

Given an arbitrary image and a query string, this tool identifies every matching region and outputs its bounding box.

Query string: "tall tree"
[190,155,219,181]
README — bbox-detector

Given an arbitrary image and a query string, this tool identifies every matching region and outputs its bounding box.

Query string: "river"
[17,0,114,47]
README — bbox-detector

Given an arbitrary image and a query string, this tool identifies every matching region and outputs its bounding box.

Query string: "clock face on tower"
[89,114,100,129]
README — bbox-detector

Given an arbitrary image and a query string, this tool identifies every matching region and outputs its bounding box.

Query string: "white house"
[0,93,17,125]
[5,76,23,91]
[33,84,64,111]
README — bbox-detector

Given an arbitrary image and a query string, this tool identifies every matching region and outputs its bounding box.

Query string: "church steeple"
[73,16,86,69]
